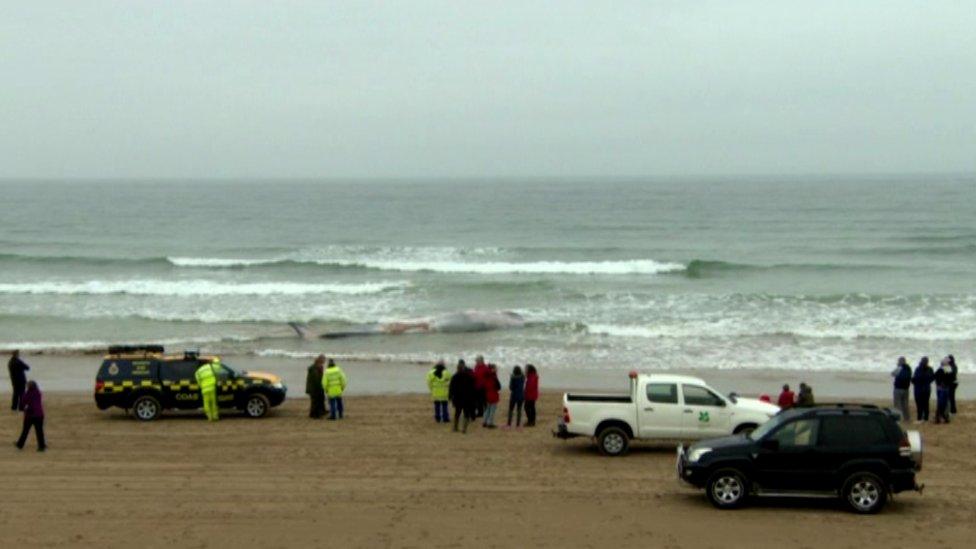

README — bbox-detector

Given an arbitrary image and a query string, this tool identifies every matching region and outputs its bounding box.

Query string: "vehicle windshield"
[748,413,786,440]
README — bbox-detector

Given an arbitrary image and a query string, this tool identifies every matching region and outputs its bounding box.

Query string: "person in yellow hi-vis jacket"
[322,359,347,420]
[195,357,221,421]
[426,360,452,423]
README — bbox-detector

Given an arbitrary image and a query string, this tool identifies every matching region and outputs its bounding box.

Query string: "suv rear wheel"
[132,395,161,421]
[707,469,749,509]
[244,393,270,418]
[597,426,630,456]
[842,472,887,514]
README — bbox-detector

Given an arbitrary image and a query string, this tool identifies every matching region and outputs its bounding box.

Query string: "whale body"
[289,310,525,339]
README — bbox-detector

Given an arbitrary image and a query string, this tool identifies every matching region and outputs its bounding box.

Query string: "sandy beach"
[1,387,974,549]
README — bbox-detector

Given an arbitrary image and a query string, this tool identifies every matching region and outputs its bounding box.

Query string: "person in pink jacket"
[15,380,46,452]
[524,364,539,427]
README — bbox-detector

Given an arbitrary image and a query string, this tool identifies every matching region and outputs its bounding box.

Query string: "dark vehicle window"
[820,416,891,447]
[161,361,200,382]
[772,418,819,447]
[647,383,678,404]
[682,385,725,407]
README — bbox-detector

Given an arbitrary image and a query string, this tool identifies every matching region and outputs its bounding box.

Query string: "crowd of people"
[763,382,816,409]
[427,355,539,434]
[303,353,541,432]
[891,355,959,424]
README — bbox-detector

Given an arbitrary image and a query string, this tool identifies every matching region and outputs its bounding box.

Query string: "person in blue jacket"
[890,357,912,422]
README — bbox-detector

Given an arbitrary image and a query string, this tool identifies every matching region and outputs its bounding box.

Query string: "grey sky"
[2,1,974,179]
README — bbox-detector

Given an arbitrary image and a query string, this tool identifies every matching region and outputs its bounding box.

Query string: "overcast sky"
[1,1,974,179]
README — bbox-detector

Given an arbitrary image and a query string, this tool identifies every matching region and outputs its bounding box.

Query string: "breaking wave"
[0,279,409,296]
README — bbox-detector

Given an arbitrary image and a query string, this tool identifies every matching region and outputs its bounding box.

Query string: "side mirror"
[727,392,738,404]
[760,438,779,451]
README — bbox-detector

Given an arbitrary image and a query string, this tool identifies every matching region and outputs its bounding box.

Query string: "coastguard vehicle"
[94,345,287,421]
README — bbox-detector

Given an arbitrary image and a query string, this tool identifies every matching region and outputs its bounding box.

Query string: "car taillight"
[562,406,570,423]
[899,434,911,457]
[95,380,104,393]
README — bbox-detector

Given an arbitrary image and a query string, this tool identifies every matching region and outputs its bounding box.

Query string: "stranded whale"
[289,310,525,339]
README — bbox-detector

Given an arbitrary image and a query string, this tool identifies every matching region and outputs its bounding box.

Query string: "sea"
[1,177,974,373]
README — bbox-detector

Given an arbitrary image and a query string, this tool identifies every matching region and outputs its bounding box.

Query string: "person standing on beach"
[935,359,952,424]
[15,381,46,451]
[472,355,489,418]
[482,364,501,428]
[796,382,814,407]
[911,357,935,422]
[195,357,221,422]
[426,360,451,423]
[448,360,475,433]
[947,355,959,415]
[506,366,526,429]
[891,357,912,421]
[776,384,795,409]
[306,355,326,419]
[8,350,30,411]
[524,364,539,427]
[322,359,347,420]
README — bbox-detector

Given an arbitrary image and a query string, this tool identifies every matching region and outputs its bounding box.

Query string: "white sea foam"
[322,258,685,275]
[166,250,686,275]
[0,279,409,296]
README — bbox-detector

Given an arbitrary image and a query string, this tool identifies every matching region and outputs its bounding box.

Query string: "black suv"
[677,404,922,513]
[94,345,287,421]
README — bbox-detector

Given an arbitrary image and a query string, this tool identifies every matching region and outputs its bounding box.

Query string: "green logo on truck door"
[698,411,710,423]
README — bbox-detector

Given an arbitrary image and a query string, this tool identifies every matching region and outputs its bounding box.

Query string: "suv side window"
[647,383,679,404]
[772,418,820,448]
[819,416,891,448]
[161,360,200,382]
[682,385,725,407]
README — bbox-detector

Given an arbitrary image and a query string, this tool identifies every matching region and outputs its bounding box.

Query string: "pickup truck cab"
[554,372,779,456]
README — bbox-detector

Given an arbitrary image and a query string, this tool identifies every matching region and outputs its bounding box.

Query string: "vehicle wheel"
[132,395,161,421]
[597,426,630,456]
[244,393,270,418]
[733,424,757,436]
[706,469,749,509]
[842,472,888,514]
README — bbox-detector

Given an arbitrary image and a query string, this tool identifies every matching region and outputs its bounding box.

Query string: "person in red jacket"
[15,380,46,452]
[472,355,489,418]
[524,364,540,427]
[482,364,501,428]
[777,384,795,409]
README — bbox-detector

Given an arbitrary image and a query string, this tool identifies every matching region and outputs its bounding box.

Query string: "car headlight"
[272,382,285,389]
[688,447,712,463]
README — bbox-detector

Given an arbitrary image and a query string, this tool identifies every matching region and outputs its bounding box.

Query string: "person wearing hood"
[935,358,953,424]
[911,357,935,422]
[472,355,489,418]
[891,357,912,422]
[506,366,526,429]
[482,364,501,428]
[15,380,46,451]
[448,360,475,433]
[306,355,326,419]
[8,350,30,411]
[524,364,540,427]
[426,360,452,423]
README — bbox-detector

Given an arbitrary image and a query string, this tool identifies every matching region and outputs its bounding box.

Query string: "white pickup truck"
[554,372,780,456]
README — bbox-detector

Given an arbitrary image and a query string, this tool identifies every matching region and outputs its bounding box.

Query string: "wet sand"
[1,391,974,548]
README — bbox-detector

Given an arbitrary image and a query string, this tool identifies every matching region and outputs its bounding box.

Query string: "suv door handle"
[684,409,693,414]
[643,407,654,412]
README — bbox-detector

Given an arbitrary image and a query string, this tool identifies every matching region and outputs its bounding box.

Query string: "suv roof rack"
[107,345,165,355]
